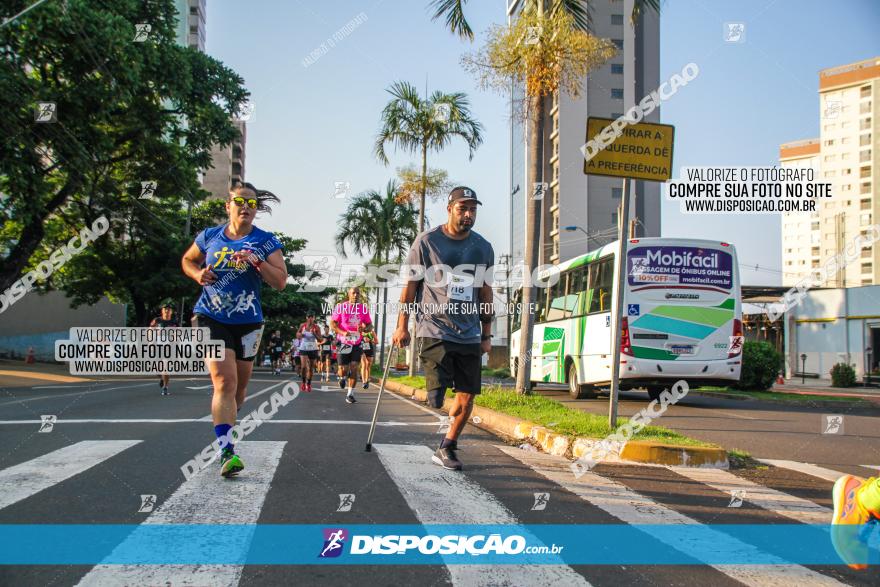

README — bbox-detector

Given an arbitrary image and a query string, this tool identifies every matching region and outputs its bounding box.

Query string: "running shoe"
[162,387,169,396]
[831,474,876,570]
[362,381,369,389]
[432,447,462,471]
[345,393,356,404]
[220,448,244,478]
[339,378,346,390]
[303,382,311,393]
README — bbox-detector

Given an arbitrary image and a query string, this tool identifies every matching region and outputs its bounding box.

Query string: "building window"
[612,187,622,199]
[861,134,872,146]
[862,263,873,274]
[861,117,872,131]
[611,88,624,99]
[863,248,872,258]
[842,153,851,160]
[862,85,872,98]
[190,7,198,15]
[825,170,836,178]
[842,137,851,145]
[861,182,872,194]
[612,211,618,225]
[861,165,872,179]
[862,278,873,285]
[611,63,624,74]
[861,102,872,114]
[825,139,834,146]
[862,212,873,225]
[611,14,624,25]
[824,124,836,131]
[612,39,624,50]
[189,25,197,33]
[861,149,872,163]
[843,168,852,175]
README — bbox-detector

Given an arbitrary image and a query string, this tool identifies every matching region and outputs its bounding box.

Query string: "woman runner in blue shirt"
[181,182,288,477]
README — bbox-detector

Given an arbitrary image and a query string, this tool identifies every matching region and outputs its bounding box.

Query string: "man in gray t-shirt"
[393,186,495,471]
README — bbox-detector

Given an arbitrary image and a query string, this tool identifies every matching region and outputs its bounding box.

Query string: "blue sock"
[215,424,233,453]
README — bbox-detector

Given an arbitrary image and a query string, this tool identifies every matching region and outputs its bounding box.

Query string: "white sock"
[347,387,353,396]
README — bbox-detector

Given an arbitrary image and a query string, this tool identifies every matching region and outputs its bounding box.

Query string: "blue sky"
[206,0,880,288]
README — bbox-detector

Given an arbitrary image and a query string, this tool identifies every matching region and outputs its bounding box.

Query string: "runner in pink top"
[330,287,372,403]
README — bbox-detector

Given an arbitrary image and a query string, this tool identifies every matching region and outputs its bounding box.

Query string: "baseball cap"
[160,298,175,309]
[448,186,482,205]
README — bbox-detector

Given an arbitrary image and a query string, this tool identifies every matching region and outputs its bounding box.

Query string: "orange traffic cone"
[25,346,35,364]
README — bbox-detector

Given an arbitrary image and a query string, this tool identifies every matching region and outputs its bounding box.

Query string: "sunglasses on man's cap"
[448,186,482,205]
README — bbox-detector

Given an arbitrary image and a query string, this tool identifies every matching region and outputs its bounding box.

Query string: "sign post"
[582,117,675,427]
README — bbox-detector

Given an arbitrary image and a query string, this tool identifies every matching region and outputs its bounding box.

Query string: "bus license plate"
[667,344,696,356]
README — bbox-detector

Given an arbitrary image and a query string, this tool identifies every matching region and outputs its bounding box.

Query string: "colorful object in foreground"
[831,474,880,570]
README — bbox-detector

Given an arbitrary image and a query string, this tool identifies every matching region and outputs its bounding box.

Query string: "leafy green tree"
[335,180,418,363]
[0,0,249,297]
[373,81,482,234]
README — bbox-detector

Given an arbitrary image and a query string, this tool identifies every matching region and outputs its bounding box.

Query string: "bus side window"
[569,267,589,316]
[589,260,613,314]
[546,273,570,321]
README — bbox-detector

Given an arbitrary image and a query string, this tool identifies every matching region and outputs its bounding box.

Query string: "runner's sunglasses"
[231,196,258,209]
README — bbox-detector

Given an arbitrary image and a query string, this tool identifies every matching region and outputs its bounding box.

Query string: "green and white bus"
[509,238,743,400]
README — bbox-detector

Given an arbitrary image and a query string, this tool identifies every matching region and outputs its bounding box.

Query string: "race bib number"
[240,326,265,359]
[274,346,282,352]
[363,342,371,350]
[322,345,331,351]
[301,340,317,351]
[448,273,473,302]
[344,333,359,344]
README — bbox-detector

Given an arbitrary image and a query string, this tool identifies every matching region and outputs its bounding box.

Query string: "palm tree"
[374,81,483,234]
[432,0,660,397]
[335,180,418,365]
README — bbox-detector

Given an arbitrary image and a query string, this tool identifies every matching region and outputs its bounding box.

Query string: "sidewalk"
[0,359,95,388]
[772,377,880,400]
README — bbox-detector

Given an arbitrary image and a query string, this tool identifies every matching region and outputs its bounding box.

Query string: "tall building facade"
[176,0,206,51]
[508,0,661,268]
[202,120,247,199]
[780,57,879,287]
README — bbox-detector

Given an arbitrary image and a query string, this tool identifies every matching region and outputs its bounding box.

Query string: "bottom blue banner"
[2,524,878,565]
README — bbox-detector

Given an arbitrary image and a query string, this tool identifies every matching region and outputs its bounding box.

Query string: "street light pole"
[608,178,630,428]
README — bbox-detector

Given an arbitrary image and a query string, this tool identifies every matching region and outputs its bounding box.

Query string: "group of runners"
[174,181,879,571]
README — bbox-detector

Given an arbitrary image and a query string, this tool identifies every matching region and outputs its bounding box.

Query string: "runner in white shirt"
[297,314,321,392]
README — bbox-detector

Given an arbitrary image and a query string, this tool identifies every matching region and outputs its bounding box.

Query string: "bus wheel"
[647,386,664,402]
[568,363,597,399]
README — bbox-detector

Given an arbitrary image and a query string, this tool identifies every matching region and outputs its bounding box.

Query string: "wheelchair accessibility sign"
[627,304,640,316]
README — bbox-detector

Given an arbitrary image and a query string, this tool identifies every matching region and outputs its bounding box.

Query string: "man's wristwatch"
[481,335,492,341]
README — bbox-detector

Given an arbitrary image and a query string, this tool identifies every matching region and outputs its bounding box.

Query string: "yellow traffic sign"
[582,117,675,182]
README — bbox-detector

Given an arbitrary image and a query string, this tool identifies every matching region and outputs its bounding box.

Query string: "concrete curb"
[378,378,729,468]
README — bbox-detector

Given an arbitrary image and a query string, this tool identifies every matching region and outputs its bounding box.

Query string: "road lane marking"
[76,441,285,587]
[0,419,438,426]
[0,382,156,407]
[756,460,845,483]
[669,466,830,524]
[498,446,843,587]
[373,443,590,587]
[0,440,141,511]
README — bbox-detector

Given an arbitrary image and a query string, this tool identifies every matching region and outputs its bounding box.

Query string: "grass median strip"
[386,374,714,448]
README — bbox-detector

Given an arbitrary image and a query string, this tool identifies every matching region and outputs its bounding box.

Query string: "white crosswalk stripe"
[498,445,844,587]
[76,441,286,587]
[756,459,847,482]
[374,443,590,587]
[0,440,141,511]
[669,466,831,525]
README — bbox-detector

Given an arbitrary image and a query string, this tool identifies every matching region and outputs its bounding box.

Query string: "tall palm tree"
[335,180,418,365]
[374,80,483,234]
[432,0,660,397]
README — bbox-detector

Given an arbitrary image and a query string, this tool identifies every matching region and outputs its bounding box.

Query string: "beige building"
[508,0,661,268]
[780,57,879,287]
[202,120,247,199]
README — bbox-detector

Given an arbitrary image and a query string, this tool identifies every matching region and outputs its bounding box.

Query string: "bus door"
[583,257,614,384]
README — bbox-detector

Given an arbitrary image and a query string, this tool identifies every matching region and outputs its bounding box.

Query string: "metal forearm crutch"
[365,343,397,452]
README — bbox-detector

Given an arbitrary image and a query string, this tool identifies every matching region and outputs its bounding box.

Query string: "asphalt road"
[0,373,878,586]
